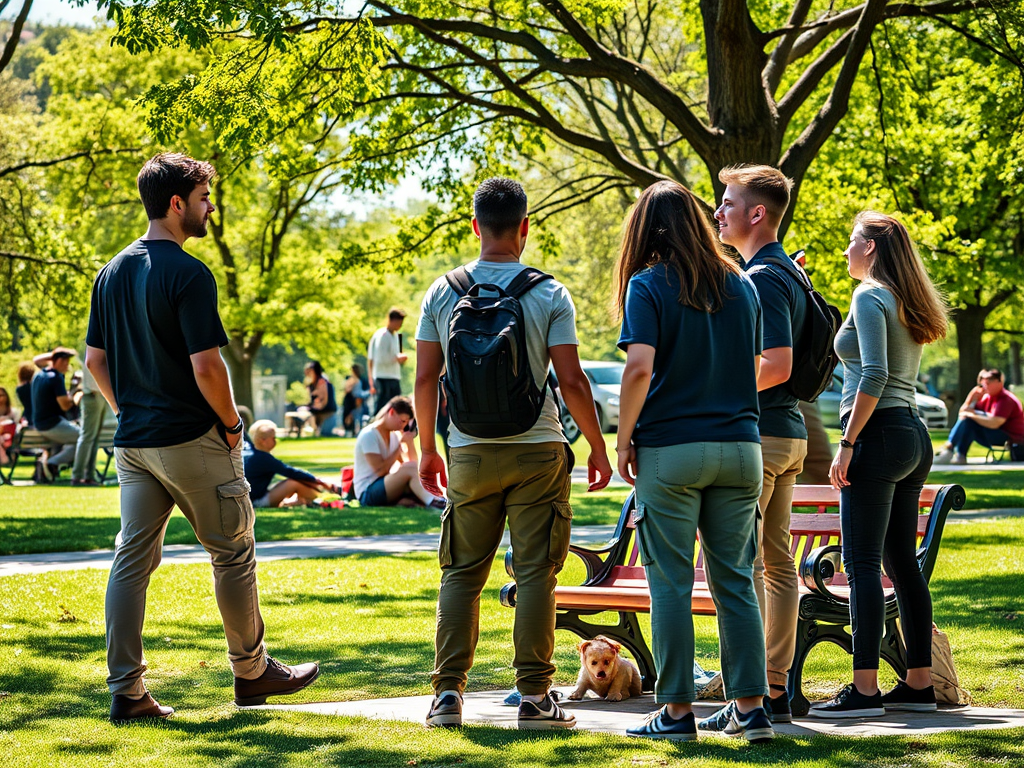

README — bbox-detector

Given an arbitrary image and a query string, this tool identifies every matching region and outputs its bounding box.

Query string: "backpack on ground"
[441,265,553,438]
[755,254,843,403]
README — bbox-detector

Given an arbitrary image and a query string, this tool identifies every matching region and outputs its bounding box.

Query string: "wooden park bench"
[499,483,965,717]
[0,417,118,485]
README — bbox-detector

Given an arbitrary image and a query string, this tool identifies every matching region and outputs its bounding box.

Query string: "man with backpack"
[710,164,839,727]
[414,177,612,730]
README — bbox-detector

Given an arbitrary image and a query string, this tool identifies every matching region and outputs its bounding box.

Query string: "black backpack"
[754,254,843,403]
[441,265,554,438]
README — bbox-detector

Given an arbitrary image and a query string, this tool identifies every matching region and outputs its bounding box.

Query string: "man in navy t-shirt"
[30,347,81,481]
[85,153,318,723]
[714,165,807,724]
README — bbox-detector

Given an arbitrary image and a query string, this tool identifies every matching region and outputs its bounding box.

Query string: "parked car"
[581,361,623,433]
[817,370,948,430]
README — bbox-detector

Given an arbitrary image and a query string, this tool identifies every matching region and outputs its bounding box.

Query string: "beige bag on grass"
[931,624,972,705]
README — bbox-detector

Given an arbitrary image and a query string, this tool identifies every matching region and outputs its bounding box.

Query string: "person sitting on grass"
[353,396,446,510]
[244,419,339,508]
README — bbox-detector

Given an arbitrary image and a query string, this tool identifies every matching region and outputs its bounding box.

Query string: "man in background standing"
[368,307,408,409]
[71,363,112,486]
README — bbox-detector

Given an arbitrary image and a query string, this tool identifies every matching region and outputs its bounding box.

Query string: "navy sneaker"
[518,693,576,729]
[881,680,937,712]
[626,707,698,741]
[809,683,885,718]
[698,702,775,743]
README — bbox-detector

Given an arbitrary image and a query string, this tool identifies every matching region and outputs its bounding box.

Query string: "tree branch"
[0,0,31,75]
[0,148,143,180]
[0,249,89,275]
[764,0,816,95]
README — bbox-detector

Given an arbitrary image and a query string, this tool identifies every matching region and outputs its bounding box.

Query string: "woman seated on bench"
[244,420,339,507]
[353,396,446,510]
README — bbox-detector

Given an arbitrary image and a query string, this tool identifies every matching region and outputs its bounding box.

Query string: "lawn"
[2,436,1022,556]
[1,516,1023,767]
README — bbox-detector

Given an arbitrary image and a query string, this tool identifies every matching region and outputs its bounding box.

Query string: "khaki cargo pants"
[432,441,573,697]
[106,425,267,696]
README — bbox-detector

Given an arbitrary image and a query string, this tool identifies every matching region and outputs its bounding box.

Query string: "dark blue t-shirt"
[243,448,318,500]
[745,243,808,439]
[31,368,68,431]
[16,381,34,426]
[618,263,762,447]
[85,239,229,448]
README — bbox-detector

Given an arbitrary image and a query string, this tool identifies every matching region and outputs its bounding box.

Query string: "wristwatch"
[225,418,245,435]
[840,438,855,450]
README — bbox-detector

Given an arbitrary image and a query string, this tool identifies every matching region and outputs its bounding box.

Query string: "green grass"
[1,517,1022,766]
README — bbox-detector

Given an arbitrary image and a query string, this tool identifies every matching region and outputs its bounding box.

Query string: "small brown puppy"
[568,635,643,702]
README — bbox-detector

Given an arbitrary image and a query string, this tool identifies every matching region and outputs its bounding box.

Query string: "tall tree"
[84,0,1021,238]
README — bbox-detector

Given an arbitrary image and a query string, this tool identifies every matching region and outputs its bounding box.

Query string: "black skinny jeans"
[840,406,933,670]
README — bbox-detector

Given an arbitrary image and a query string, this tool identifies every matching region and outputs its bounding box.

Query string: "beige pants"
[433,441,572,696]
[754,436,807,688]
[797,400,833,484]
[106,425,267,696]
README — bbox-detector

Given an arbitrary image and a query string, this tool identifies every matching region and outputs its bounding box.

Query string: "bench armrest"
[917,484,965,582]
[567,542,616,583]
[801,545,847,604]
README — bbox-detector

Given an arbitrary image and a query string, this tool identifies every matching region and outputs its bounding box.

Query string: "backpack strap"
[504,267,554,299]
[445,266,475,297]
[759,254,813,290]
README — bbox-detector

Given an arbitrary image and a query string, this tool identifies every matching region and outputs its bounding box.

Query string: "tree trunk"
[1010,340,1022,387]
[952,306,987,403]
[223,335,258,412]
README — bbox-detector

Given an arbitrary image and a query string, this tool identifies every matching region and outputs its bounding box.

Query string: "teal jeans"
[635,441,768,704]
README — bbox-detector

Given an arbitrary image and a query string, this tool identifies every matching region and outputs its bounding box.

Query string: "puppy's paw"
[606,692,623,702]
[568,690,585,701]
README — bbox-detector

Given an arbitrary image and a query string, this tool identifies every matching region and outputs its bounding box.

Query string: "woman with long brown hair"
[812,211,947,718]
[616,181,773,742]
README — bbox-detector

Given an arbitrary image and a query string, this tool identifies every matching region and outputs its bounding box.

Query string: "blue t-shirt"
[85,239,230,448]
[744,243,808,440]
[617,263,762,447]
[243,448,318,500]
[31,367,68,431]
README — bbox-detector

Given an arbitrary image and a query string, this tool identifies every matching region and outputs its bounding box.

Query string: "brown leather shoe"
[234,656,320,706]
[110,692,174,723]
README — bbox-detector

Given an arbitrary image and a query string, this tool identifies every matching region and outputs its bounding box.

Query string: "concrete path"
[0,525,616,578]
[254,688,1024,738]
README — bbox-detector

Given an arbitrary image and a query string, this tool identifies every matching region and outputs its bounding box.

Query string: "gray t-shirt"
[416,259,578,447]
[834,282,922,418]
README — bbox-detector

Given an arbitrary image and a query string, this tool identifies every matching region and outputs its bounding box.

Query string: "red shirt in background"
[979,389,1024,443]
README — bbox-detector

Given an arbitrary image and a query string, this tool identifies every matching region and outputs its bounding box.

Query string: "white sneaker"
[951,452,967,465]
[933,448,954,465]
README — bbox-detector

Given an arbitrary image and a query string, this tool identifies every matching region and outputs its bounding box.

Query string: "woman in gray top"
[811,212,947,719]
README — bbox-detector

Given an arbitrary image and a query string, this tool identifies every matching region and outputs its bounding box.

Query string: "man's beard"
[182,205,208,238]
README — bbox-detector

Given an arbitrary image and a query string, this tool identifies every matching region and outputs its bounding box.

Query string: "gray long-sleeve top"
[834,282,922,419]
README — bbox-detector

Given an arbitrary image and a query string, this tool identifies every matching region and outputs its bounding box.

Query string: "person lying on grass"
[244,419,339,507]
[354,395,446,510]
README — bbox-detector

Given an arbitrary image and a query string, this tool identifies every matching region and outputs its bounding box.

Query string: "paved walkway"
[3,498,1021,577]
[0,525,616,577]
[255,688,1024,738]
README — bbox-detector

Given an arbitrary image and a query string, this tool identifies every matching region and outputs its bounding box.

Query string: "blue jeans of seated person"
[634,441,767,704]
[948,416,1008,455]
[840,406,932,671]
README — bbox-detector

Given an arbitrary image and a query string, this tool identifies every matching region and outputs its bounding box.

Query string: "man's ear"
[471,217,481,239]
[520,216,529,238]
[750,204,766,226]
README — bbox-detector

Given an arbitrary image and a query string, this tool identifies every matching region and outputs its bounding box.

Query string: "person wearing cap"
[30,347,82,482]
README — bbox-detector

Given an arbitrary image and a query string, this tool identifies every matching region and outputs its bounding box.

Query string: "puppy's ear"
[602,637,622,653]
[579,640,592,654]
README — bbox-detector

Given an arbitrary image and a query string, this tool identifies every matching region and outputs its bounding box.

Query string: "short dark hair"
[982,368,1004,382]
[717,164,793,227]
[137,153,216,221]
[388,307,407,322]
[473,177,528,236]
[385,395,414,418]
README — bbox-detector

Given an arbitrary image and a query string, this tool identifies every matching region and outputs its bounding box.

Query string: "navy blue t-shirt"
[15,382,32,426]
[85,239,229,448]
[31,367,68,431]
[243,448,318,500]
[618,263,762,447]
[745,243,808,439]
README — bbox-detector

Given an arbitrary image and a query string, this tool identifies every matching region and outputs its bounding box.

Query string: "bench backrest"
[600,484,964,588]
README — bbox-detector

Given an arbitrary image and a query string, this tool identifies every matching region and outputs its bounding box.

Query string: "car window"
[583,364,624,385]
